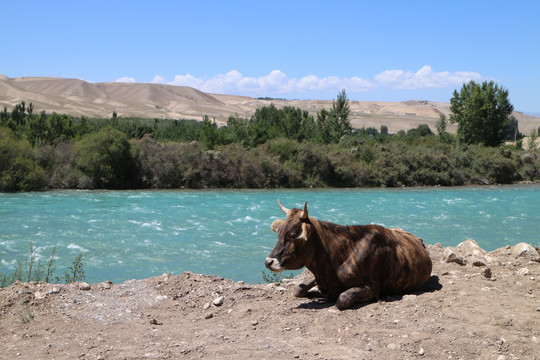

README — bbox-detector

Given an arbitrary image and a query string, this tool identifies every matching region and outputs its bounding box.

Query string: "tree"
[450,81,514,146]
[46,112,74,145]
[436,114,447,135]
[199,115,219,150]
[501,115,521,141]
[329,89,352,142]
[316,89,352,144]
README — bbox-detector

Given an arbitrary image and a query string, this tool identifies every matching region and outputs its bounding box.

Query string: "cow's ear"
[271,219,285,233]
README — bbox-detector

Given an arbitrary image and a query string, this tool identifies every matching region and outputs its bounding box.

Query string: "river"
[1,185,539,284]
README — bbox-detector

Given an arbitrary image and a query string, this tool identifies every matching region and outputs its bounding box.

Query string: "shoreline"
[1,240,539,359]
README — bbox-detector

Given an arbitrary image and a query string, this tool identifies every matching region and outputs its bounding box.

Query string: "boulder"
[456,239,486,256]
[511,243,540,261]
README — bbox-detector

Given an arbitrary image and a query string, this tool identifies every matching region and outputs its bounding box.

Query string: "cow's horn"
[277,199,289,214]
[300,201,309,220]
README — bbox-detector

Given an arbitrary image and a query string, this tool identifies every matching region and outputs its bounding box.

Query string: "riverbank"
[1,241,539,359]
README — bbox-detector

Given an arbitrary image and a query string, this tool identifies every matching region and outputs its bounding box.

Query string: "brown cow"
[265,200,432,309]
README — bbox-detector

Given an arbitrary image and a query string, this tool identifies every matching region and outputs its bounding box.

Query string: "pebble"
[79,282,91,291]
[34,291,47,300]
[213,296,224,306]
[149,318,162,325]
[481,268,492,279]
[203,302,210,310]
[419,348,425,356]
[444,251,467,266]
[472,257,487,267]
[99,281,112,290]
[516,268,531,276]
[204,312,213,319]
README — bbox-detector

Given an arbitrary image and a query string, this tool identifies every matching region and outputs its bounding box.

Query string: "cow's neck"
[305,218,347,300]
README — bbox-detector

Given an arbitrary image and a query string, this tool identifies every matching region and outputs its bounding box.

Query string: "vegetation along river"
[1,185,539,284]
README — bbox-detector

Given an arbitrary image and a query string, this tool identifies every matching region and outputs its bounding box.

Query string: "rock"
[204,312,213,319]
[472,257,487,267]
[457,239,486,255]
[49,286,61,294]
[516,268,531,276]
[484,254,500,265]
[419,348,425,356]
[511,243,540,261]
[203,302,210,310]
[99,281,112,290]
[34,291,47,300]
[444,250,467,265]
[482,268,492,279]
[476,178,490,185]
[149,318,162,325]
[212,296,224,306]
[79,282,91,291]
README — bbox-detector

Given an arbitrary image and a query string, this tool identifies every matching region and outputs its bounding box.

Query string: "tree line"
[1,83,539,192]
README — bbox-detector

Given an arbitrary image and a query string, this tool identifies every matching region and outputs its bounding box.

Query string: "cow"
[265,200,432,309]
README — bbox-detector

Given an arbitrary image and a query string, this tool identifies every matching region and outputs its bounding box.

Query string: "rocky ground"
[1,240,539,360]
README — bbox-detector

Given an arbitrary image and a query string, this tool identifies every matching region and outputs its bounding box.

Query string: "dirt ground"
[1,240,539,360]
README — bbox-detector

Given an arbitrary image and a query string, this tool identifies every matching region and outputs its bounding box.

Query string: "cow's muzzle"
[265,257,282,272]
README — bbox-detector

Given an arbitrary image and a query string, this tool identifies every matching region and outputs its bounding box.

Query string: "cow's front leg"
[336,284,379,310]
[293,274,317,298]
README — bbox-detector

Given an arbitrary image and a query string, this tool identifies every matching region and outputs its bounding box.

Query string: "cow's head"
[265,200,313,272]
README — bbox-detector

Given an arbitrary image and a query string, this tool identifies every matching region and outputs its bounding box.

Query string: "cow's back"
[378,227,432,295]
[332,225,432,297]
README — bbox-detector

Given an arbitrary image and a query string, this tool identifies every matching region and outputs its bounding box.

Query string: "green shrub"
[0,127,46,191]
[74,127,139,189]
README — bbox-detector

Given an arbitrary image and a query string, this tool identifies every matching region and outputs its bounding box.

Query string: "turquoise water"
[1,185,539,284]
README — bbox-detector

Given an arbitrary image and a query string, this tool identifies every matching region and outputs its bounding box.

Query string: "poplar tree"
[450,81,513,146]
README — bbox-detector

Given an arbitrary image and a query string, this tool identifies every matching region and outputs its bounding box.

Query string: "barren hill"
[1,75,539,134]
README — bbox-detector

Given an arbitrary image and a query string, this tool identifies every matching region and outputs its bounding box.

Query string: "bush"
[134,136,207,188]
[0,127,46,191]
[36,142,92,189]
[74,127,140,189]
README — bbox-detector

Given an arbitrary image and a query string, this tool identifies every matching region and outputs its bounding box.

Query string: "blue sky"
[3,1,539,113]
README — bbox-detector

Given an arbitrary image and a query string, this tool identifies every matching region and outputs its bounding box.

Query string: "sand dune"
[1,74,539,134]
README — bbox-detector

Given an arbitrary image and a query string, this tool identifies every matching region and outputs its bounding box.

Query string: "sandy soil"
[1,240,539,360]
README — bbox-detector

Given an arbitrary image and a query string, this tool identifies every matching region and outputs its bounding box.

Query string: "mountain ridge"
[1,74,539,134]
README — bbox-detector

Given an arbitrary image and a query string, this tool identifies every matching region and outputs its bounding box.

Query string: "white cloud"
[374,65,481,89]
[151,75,165,84]
[115,76,136,83]
[171,73,205,89]
[167,70,374,95]
[139,66,481,96]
